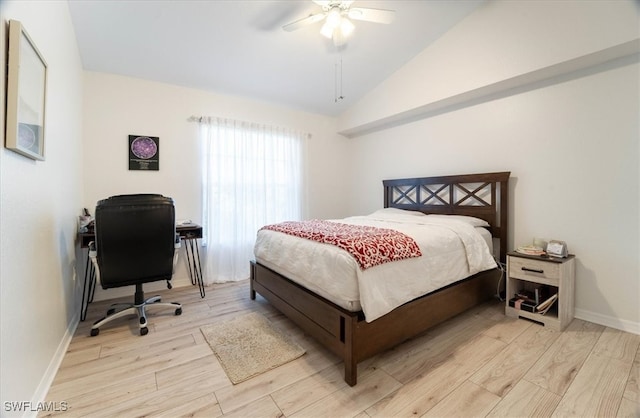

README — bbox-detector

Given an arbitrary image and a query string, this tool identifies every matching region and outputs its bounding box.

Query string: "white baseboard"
[575,308,640,335]
[25,312,80,418]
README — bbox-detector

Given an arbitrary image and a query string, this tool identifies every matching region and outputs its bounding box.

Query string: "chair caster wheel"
[140,327,149,336]
[175,307,182,315]
[90,328,99,337]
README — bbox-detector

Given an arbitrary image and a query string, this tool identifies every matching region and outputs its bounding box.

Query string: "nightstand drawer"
[509,256,560,283]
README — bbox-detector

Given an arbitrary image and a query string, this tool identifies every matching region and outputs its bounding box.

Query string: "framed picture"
[129,135,160,170]
[5,20,47,161]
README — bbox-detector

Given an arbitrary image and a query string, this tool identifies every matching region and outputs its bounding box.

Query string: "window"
[198,117,307,283]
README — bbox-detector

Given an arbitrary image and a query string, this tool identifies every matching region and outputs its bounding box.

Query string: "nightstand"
[505,251,575,331]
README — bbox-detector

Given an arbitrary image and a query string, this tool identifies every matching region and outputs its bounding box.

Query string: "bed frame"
[250,171,510,386]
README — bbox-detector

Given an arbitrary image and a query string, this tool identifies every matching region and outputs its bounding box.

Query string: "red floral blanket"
[260,220,422,270]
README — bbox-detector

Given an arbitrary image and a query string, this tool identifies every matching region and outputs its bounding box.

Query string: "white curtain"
[198,117,307,283]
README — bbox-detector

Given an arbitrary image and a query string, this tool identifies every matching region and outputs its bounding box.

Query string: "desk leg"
[80,252,96,321]
[88,263,96,303]
[184,240,196,286]
[183,238,205,298]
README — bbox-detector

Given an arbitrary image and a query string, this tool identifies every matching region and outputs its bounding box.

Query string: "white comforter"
[254,210,497,322]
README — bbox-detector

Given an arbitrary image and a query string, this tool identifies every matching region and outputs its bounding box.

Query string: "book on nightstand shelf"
[508,297,537,313]
[509,292,558,315]
[536,293,558,315]
[515,285,548,305]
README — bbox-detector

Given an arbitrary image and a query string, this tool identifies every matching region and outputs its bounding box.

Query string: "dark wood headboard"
[383,172,510,262]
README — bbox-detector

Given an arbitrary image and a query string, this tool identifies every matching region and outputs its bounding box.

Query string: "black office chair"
[88,194,182,336]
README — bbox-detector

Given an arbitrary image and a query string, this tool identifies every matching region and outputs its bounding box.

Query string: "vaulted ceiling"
[68,0,485,116]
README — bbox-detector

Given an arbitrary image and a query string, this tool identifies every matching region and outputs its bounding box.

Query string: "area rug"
[200,312,306,384]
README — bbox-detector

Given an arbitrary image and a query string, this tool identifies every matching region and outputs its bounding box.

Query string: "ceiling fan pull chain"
[334,59,339,102]
[339,57,344,101]
[335,57,344,103]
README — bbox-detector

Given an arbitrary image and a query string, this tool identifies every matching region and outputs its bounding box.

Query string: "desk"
[79,224,205,321]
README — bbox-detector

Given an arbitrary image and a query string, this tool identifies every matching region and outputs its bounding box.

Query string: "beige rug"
[200,312,306,384]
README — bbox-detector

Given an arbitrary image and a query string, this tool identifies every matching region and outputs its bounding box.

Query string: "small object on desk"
[78,208,94,233]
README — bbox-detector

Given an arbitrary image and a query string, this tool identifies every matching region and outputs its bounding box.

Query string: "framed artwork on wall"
[5,20,48,161]
[129,135,160,170]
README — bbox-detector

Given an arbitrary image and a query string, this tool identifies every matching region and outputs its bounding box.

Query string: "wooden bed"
[250,171,510,386]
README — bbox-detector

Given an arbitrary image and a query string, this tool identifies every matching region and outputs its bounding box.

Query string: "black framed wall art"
[129,135,160,170]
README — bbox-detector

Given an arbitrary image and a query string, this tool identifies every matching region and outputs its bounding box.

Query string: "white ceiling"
[68,0,485,117]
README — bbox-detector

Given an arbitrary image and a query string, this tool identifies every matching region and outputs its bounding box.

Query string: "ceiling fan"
[283,0,396,46]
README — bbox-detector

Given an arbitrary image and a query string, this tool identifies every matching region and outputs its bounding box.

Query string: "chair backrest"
[94,194,176,289]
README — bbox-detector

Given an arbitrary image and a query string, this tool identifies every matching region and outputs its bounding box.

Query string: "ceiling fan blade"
[312,0,334,9]
[347,7,396,24]
[282,12,327,32]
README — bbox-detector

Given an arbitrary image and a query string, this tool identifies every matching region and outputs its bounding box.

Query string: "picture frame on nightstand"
[546,240,568,258]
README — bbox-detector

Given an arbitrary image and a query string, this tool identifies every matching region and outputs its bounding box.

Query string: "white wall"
[1,0,637,411]
[341,1,640,332]
[82,72,350,300]
[338,0,640,135]
[0,1,84,415]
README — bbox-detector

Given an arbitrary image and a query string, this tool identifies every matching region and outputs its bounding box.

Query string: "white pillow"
[370,208,426,217]
[426,214,490,227]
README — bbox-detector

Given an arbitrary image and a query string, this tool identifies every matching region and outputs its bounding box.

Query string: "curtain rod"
[187,115,312,139]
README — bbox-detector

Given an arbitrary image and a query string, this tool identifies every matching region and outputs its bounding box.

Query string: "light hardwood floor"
[42,280,640,418]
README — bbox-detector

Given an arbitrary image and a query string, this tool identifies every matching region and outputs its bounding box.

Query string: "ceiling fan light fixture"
[284,1,396,46]
[326,7,342,25]
[320,20,335,38]
[320,7,354,44]
[339,17,355,37]
[331,17,353,46]
[320,7,342,38]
